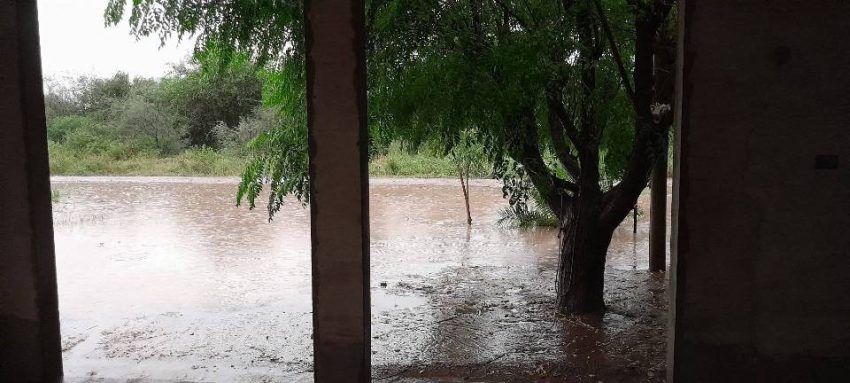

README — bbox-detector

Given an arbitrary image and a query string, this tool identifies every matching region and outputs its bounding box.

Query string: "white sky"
[38,0,194,79]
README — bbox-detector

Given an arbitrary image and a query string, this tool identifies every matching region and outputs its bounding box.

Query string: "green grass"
[49,143,491,178]
[371,153,478,178]
[368,141,491,178]
[49,144,246,176]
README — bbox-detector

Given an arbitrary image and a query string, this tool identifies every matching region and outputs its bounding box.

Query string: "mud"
[52,177,670,382]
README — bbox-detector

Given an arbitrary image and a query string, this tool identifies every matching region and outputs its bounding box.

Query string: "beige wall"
[671,1,850,380]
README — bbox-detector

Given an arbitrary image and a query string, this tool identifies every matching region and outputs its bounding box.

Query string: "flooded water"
[52,177,669,382]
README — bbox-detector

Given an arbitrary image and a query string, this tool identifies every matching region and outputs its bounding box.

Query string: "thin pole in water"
[633,205,638,234]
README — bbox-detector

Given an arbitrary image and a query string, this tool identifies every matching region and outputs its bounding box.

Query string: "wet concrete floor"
[52,177,670,382]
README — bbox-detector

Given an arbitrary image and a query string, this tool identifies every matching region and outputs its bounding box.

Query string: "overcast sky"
[38,0,193,79]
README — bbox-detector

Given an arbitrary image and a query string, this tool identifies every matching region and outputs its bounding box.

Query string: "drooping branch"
[592,0,637,109]
[493,0,533,32]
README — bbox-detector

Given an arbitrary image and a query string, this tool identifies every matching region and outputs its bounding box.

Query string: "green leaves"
[106,0,651,220]
[105,0,303,63]
[235,57,308,217]
[161,45,263,148]
[235,105,309,219]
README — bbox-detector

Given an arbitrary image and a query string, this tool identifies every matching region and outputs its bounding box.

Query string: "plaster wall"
[671,1,850,381]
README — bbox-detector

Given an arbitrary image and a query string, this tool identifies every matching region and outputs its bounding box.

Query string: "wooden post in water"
[304,0,370,381]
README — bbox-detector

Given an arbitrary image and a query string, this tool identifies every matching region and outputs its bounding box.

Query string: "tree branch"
[546,95,581,179]
[598,121,664,230]
[545,90,581,149]
[510,110,576,216]
[592,0,637,109]
[598,1,673,230]
[493,0,533,32]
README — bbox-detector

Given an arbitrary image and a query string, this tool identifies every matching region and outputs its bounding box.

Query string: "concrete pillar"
[304,0,370,382]
[0,1,64,381]
[670,0,850,381]
[648,149,667,272]
[649,25,675,274]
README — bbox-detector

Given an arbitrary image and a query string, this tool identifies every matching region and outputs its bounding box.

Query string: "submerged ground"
[53,177,669,382]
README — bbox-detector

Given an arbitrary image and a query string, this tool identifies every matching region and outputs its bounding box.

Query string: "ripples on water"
[53,176,666,382]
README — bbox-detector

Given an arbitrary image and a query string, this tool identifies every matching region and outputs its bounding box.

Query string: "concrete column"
[304,0,370,382]
[648,149,667,272]
[670,0,850,381]
[0,1,64,381]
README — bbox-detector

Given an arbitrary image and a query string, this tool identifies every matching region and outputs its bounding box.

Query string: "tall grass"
[49,143,245,176]
[49,140,491,178]
[369,141,491,178]
[50,189,62,203]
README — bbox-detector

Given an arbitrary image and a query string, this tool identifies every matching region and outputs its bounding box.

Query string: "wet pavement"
[52,177,670,382]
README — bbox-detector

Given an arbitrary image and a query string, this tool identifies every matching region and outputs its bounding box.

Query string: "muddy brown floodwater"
[52,177,670,383]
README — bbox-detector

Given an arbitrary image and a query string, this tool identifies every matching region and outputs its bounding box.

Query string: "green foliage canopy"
[43,53,276,157]
[104,0,667,223]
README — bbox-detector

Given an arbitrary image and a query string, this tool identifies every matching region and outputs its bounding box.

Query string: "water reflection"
[53,176,667,382]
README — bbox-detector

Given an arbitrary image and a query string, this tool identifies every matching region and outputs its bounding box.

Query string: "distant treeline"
[44,52,275,157]
[43,57,487,178]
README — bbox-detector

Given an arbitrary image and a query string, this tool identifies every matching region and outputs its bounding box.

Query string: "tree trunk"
[556,198,612,314]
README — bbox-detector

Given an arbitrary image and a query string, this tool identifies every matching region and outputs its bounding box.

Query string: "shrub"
[497,189,559,229]
[112,95,186,155]
[47,115,95,143]
[63,127,112,154]
[215,107,280,152]
[497,204,559,229]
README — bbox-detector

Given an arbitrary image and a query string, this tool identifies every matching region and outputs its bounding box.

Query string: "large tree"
[106,0,676,313]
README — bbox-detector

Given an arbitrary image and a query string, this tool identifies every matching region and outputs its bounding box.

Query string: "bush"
[162,51,263,148]
[497,204,559,229]
[215,107,280,152]
[497,188,559,229]
[47,142,74,174]
[47,115,95,143]
[63,127,113,154]
[112,95,186,155]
